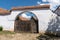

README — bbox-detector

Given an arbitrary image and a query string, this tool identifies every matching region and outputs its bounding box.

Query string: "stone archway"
[14,11,38,33]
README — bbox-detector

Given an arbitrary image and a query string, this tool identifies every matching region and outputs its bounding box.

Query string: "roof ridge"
[11,5,50,10]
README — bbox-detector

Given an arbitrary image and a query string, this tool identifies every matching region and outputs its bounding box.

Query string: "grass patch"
[0,31,15,35]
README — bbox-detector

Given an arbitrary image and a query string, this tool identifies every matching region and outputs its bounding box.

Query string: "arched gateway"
[14,11,38,33]
[0,5,54,34]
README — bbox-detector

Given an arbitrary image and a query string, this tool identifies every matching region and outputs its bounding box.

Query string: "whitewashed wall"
[0,9,57,33]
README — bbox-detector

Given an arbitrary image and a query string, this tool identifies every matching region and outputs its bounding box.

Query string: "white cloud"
[41,0,60,12]
[21,14,31,20]
[42,0,60,3]
[48,0,60,3]
[48,0,60,11]
[42,0,47,2]
[37,1,48,5]
[37,1,41,5]
[37,0,60,12]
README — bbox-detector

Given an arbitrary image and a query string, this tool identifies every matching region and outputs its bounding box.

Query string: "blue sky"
[0,0,48,10]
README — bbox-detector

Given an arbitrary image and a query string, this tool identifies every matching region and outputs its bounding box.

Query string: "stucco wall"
[0,9,57,33]
[0,15,14,31]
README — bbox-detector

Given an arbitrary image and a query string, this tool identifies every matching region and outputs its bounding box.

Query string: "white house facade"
[0,5,58,33]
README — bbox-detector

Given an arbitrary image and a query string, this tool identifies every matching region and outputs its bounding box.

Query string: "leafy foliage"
[0,26,3,31]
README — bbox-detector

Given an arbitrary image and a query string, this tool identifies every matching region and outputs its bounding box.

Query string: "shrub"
[0,26,3,31]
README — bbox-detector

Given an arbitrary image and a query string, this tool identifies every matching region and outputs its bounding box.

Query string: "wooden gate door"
[18,20,31,32]
[14,19,38,33]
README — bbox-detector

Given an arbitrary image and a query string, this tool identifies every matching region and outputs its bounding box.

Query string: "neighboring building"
[0,5,59,33]
[0,8,10,15]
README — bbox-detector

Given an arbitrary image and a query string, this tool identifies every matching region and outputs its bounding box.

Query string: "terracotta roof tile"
[0,8,10,15]
[11,5,50,10]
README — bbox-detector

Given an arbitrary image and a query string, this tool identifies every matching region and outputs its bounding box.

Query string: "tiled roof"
[0,8,10,15]
[11,5,50,10]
